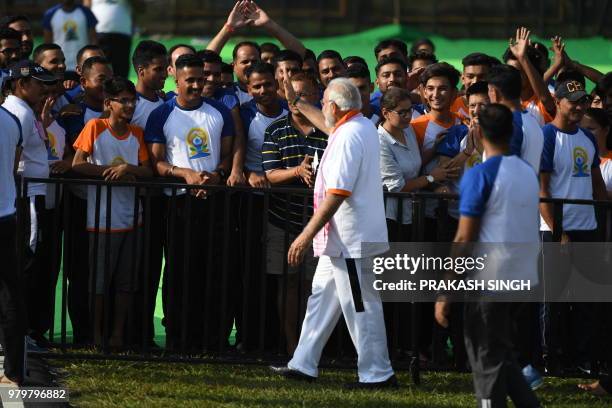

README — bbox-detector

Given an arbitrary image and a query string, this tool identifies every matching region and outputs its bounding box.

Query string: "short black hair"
[346,63,371,80]
[132,40,167,70]
[375,56,408,75]
[585,108,610,129]
[478,103,514,145]
[343,56,368,67]
[595,72,612,98]
[232,41,261,60]
[374,39,408,59]
[76,45,103,67]
[260,42,280,55]
[420,62,460,88]
[303,48,316,62]
[487,64,522,100]
[462,52,496,68]
[465,81,489,99]
[407,50,438,69]
[0,27,21,42]
[532,41,549,59]
[82,56,110,76]
[245,61,275,80]
[272,49,303,69]
[32,43,62,63]
[221,62,233,74]
[168,43,196,58]
[197,49,222,65]
[103,76,136,98]
[556,70,586,88]
[317,50,342,64]
[410,38,435,54]
[0,15,30,27]
[175,53,203,71]
[502,46,544,75]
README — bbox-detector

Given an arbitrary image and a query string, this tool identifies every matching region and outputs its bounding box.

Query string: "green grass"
[50,359,611,407]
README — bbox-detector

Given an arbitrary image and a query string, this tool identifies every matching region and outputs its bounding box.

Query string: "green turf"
[50,359,610,407]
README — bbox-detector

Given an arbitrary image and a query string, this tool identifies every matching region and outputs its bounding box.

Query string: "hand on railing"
[247,170,270,189]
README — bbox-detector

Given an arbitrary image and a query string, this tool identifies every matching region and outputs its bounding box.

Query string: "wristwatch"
[426,175,435,183]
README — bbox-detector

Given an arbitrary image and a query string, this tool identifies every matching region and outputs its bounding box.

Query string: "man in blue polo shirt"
[436,104,541,408]
[145,53,234,350]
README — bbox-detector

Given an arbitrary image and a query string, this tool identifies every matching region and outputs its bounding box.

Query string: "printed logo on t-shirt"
[186,127,210,159]
[572,146,590,177]
[466,153,482,169]
[111,156,126,165]
[63,20,79,41]
[47,131,59,160]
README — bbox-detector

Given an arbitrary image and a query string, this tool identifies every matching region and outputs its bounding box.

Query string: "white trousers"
[288,255,394,382]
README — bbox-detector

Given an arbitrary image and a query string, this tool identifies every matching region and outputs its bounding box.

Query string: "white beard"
[324,112,336,129]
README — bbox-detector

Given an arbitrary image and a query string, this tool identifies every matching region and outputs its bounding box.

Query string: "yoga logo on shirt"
[47,130,59,160]
[111,156,126,165]
[572,146,590,177]
[63,20,79,41]
[186,127,210,159]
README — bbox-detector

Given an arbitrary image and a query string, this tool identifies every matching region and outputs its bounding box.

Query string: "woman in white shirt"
[378,87,454,240]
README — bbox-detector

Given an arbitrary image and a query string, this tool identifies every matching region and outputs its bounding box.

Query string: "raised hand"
[550,35,566,66]
[243,1,271,28]
[509,27,531,60]
[40,95,56,128]
[226,0,252,30]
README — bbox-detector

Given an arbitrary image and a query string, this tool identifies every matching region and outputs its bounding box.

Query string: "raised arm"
[511,27,556,116]
[207,1,252,54]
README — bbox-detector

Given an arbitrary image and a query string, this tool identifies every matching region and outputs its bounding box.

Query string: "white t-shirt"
[73,119,148,232]
[510,110,544,172]
[131,93,164,129]
[600,157,612,193]
[144,97,234,191]
[240,100,288,172]
[2,95,49,197]
[42,5,97,70]
[89,0,132,35]
[0,107,22,218]
[460,154,540,283]
[540,124,600,231]
[313,113,389,258]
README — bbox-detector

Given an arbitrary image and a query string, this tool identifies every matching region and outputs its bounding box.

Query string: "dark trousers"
[98,33,132,78]
[540,230,597,366]
[163,194,230,351]
[233,193,280,351]
[464,302,540,408]
[0,216,26,382]
[65,192,91,344]
[27,206,62,339]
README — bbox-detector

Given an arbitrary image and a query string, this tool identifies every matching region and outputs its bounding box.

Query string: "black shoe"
[269,366,316,382]
[344,374,399,390]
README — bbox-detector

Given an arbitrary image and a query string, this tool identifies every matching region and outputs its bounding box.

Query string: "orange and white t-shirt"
[450,96,469,125]
[600,152,612,193]
[411,112,462,217]
[73,118,148,232]
[522,95,553,127]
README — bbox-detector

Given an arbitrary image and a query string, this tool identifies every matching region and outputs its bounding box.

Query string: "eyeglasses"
[109,97,137,107]
[0,47,20,56]
[390,108,413,117]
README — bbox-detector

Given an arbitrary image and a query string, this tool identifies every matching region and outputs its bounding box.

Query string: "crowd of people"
[1,0,612,400]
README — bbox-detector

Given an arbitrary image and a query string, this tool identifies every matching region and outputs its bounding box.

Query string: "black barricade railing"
[16,176,612,382]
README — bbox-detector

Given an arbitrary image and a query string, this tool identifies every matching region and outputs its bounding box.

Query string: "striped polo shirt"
[262,113,328,232]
